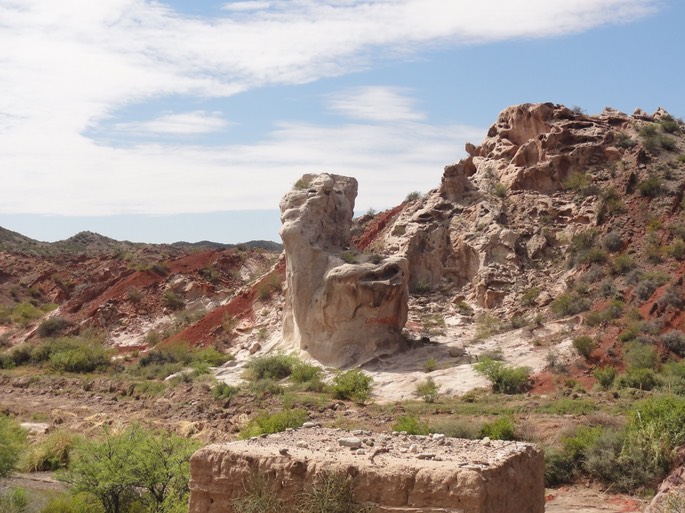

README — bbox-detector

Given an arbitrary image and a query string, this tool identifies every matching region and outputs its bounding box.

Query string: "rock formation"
[188,427,545,513]
[360,102,648,308]
[280,173,409,367]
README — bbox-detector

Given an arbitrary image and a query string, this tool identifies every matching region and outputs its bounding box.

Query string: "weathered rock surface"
[188,427,545,513]
[360,102,650,308]
[644,463,685,513]
[280,173,409,367]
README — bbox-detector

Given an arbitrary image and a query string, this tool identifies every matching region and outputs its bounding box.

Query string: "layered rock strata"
[280,173,409,367]
[188,427,545,513]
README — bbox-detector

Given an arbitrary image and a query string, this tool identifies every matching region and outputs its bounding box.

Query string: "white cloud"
[328,87,425,122]
[222,1,273,11]
[114,111,231,135]
[0,0,660,217]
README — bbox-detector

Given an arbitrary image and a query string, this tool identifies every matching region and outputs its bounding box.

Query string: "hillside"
[3,102,685,513]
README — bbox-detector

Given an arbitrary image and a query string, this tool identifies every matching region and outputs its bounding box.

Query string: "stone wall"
[189,427,545,513]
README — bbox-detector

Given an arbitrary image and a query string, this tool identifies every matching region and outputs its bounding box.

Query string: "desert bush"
[622,395,685,487]
[479,417,516,440]
[474,358,530,394]
[37,316,70,338]
[638,175,664,197]
[661,135,678,151]
[290,361,325,392]
[602,232,624,252]
[0,488,28,513]
[544,447,575,486]
[423,357,437,373]
[44,337,110,373]
[598,279,619,298]
[572,336,597,359]
[474,313,503,339]
[393,414,429,435]
[428,418,479,439]
[332,370,373,403]
[660,115,680,134]
[666,239,685,261]
[405,191,422,202]
[634,278,661,301]
[162,290,184,310]
[297,471,372,513]
[613,132,637,148]
[550,293,591,318]
[594,367,617,390]
[39,493,92,513]
[415,377,440,403]
[246,379,284,399]
[0,414,27,477]
[658,286,684,310]
[20,430,79,473]
[624,340,659,370]
[231,470,284,513]
[212,382,240,402]
[662,331,685,357]
[244,353,297,381]
[520,287,540,307]
[612,253,634,275]
[617,368,661,391]
[239,409,308,439]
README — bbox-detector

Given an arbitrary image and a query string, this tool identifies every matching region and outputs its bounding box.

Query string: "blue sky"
[0,0,683,244]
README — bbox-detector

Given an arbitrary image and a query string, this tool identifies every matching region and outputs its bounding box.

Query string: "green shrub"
[423,358,437,373]
[613,132,637,149]
[415,377,440,403]
[661,135,677,151]
[297,471,372,513]
[290,361,322,383]
[616,368,660,391]
[19,429,78,472]
[662,331,685,357]
[0,415,27,477]
[623,396,685,484]
[612,253,634,274]
[638,175,664,197]
[239,409,308,439]
[550,293,591,317]
[660,115,680,134]
[544,447,575,486]
[572,336,596,359]
[479,417,516,440]
[37,316,70,338]
[594,366,617,390]
[247,379,285,399]
[212,382,240,402]
[623,341,659,370]
[392,414,429,435]
[474,358,530,394]
[536,398,598,415]
[244,353,297,381]
[0,488,28,513]
[162,290,184,310]
[474,313,503,339]
[332,370,373,403]
[39,493,92,513]
[520,287,540,307]
[48,338,110,373]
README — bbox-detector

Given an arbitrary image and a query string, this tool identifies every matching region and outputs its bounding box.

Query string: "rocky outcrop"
[188,427,545,513]
[644,464,685,513]
[359,102,653,308]
[280,174,409,367]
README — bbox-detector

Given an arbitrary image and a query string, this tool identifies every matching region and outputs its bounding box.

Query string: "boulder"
[280,173,409,367]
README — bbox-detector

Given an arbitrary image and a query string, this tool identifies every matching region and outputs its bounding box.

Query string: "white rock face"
[280,173,409,367]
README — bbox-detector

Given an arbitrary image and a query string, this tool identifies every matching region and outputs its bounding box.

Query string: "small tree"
[65,425,200,513]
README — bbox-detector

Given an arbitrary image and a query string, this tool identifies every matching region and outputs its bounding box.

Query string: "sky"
[0,0,683,244]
